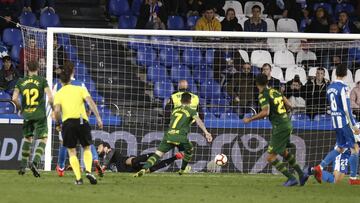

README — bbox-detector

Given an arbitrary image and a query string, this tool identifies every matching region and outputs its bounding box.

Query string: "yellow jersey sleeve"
[81,87,90,100]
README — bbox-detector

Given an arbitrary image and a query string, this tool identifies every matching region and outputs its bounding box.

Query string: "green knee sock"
[181,153,192,170]
[284,153,304,177]
[143,154,160,170]
[21,140,32,168]
[271,159,295,179]
[33,141,46,166]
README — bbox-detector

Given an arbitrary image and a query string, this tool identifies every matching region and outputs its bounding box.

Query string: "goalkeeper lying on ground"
[96,142,184,173]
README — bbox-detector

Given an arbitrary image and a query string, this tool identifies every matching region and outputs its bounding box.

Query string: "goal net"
[20,26,360,173]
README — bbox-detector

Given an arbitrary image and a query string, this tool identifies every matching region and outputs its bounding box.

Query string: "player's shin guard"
[143,154,160,169]
[33,140,46,166]
[320,149,340,168]
[69,155,82,181]
[322,170,335,183]
[271,159,295,179]
[349,153,359,178]
[90,144,98,161]
[21,139,32,168]
[284,152,304,177]
[57,145,68,169]
[83,148,93,173]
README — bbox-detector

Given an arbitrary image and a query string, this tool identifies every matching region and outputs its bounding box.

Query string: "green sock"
[21,139,32,168]
[284,153,304,177]
[271,159,295,179]
[33,141,46,166]
[181,152,193,170]
[143,154,160,170]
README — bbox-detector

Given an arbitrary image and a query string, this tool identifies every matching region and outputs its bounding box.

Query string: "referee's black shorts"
[62,118,92,148]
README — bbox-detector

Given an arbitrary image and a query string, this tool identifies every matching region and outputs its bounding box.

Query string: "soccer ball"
[214,154,228,166]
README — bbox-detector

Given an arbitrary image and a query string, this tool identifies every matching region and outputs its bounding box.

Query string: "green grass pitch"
[1,170,359,203]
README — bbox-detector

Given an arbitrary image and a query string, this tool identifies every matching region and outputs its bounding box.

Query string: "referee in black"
[54,61,103,185]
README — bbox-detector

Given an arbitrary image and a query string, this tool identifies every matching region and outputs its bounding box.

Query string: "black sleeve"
[103,150,115,169]
[164,97,174,125]
[198,102,204,121]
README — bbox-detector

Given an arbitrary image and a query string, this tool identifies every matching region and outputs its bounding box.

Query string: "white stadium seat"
[308,67,330,81]
[277,18,298,32]
[250,50,272,67]
[267,38,286,52]
[223,0,243,15]
[237,15,248,29]
[271,66,284,82]
[296,50,317,64]
[331,68,354,85]
[285,65,307,84]
[355,69,360,83]
[264,18,276,32]
[244,1,264,16]
[287,38,302,53]
[238,49,249,63]
[273,50,295,68]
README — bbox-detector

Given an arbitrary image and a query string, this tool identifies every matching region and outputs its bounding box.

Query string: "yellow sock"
[69,155,81,180]
[83,148,93,173]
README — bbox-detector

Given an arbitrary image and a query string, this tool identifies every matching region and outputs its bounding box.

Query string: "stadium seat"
[277,18,298,32]
[183,48,202,66]
[64,45,79,62]
[146,64,168,83]
[108,0,130,16]
[204,111,218,120]
[40,9,60,28]
[244,1,264,16]
[287,39,302,53]
[0,90,11,100]
[313,114,331,121]
[238,49,249,63]
[2,28,22,46]
[159,47,180,66]
[19,11,37,27]
[220,112,240,121]
[335,3,354,16]
[170,64,192,82]
[118,15,137,29]
[271,66,284,82]
[136,46,157,67]
[187,15,200,29]
[296,50,317,65]
[208,98,230,116]
[205,49,215,65]
[74,62,89,77]
[128,35,148,50]
[57,34,71,46]
[267,38,286,52]
[187,79,198,94]
[273,50,295,68]
[250,50,272,67]
[313,3,333,16]
[10,44,23,63]
[153,80,174,99]
[331,68,353,84]
[348,47,360,63]
[167,16,185,30]
[199,80,221,99]
[237,15,248,29]
[223,1,243,15]
[264,18,275,32]
[308,67,330,81]
[285,66,307,84]
[131,0,143,16]
[0,102,15,114]
[299,19,308,32]
[291,113,310,121]
[193,65,214,83]
[355,69,360,83]
[150,35,172,49]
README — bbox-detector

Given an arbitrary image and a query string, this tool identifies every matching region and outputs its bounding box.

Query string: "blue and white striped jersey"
[326,80,356,128]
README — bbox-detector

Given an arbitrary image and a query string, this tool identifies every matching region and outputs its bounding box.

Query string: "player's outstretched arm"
[44,87,54,110]
[243,106,269,123]
[11,88,21,112]
[194,116,212,142]
[85,96,103,129]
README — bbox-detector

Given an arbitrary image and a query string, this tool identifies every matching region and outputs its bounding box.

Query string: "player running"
[134,92,212,177]
[54,62,103,185]
[12,60,54,177]
[243,74,306,187]
[97,142,184,173]
[311,64,360,185]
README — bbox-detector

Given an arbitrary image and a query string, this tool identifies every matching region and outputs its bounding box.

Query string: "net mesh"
[20,26,360,173]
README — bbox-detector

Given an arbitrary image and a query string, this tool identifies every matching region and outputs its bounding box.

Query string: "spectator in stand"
[244,5,267,43]
[136,0,167,29]
[284,75,306,108]
[221,8,242,31]
[351,81,360,119]
[338,11,360,33]
[261,63,281,90]
[53,35,68,77]
[302,67,329,119]
[23,0,55,13]
[203,0,225,16]
[329,23,341,33]
[186,0,203,17]
[0,42,8,58]
[305,7,331,33]
[0,56,20,94]
[19,38,45,75]
[264,0,301,22]
[195,6,221,31]
[163,0,187,17]
[299,8,312,32]
[0,0,21,34]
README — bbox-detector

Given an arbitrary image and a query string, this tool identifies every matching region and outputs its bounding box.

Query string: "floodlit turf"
[1,170,360,203]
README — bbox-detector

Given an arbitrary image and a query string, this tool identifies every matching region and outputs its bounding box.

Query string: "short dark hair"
[60,61,74,84]
[256,74,268,86]
[317,67,325,73]
[181,92,192,104]
[336,64,347,77]
[100,142,111,149]
[262,63,272,70]
[27,60,39,72]
[339,11,349,16]
[226,8,236,15]
[2,55,11,62]
[205,5,214,12]
[252,5,261,11]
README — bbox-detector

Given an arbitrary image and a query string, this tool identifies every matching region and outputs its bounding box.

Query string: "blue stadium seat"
[192,65,214,83]
[118,15,137,29]
[150,35,172,49]
[170,64,192,82]
[220,112,240,121]
[0,90,11,100]
[183,48,202,66]
[313,114,332,121]
[204,111,218,120]
[19,11,37,27]
[2,28,22,46]
[74,62,89,77]
[108,0,130,16]
[64,45,79,61]
[146,64,168,83]
[207,99,230,117]
[154,80,174,99]
[205,49,215,65]
[57,34,71,46]
[128,35,148,50]
[131,0,143,16]
[0,102,15,114]
[40,9,60,28]
[167,16,185,30]
[137,46,157,66]
[199,80,221,99]
[299,19,308,32]
[159,47,180,66]
[291,113,310,121]
[335,3,354,16]
[186,78,198,94]
[10,44,23,63]
[313,3,333,15]
[187,15,200,29]
[349,47,360,63]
